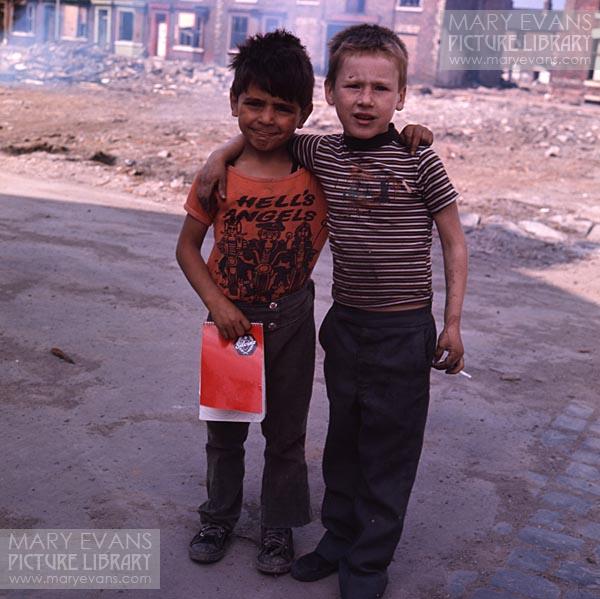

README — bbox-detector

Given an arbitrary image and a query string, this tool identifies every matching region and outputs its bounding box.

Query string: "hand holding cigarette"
[434,350,471,379]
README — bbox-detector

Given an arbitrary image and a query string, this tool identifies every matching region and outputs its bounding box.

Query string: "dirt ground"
[2,78,600,309]
[2,77,600,250]
[1,77,600,599]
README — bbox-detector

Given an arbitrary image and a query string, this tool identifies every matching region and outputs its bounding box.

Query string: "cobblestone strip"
[447,401,600,599]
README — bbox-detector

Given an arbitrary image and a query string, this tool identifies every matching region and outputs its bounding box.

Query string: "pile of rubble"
[411,88,599,156]
[0,43,232,93]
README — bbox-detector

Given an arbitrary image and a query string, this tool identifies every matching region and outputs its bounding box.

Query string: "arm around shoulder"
[195,134,245,200]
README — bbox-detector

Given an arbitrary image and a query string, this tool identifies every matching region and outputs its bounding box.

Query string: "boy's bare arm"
[195,134,245,202]
[176,215,251,340]
[431,202,468,374]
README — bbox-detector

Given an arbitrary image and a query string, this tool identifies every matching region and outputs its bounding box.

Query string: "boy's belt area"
[233,280,315,331]
[367,300,430,313]
[332,301,432,328]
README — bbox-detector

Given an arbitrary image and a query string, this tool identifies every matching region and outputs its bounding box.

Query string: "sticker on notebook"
[234,334,257,356]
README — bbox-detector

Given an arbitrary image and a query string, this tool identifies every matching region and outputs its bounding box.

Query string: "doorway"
[43,4,56,42]
[96,7,109,47]
[155,13,167,58]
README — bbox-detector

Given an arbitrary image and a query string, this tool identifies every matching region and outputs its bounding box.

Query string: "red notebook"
[199,322,265,422]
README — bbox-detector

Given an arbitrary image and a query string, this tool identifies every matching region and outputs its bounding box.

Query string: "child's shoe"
[256,527,294,574]
[290,550,338,581]
[188,523,230,563]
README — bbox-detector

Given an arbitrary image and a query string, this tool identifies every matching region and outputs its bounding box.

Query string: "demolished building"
[0,0,598,93]
[0,0,513,85]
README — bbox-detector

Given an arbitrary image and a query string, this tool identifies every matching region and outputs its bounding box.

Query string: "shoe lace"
[192,524,226,544]
[261,528,290,556]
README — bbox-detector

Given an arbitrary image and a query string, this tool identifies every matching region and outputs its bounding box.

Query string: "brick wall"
[393,0,444,84]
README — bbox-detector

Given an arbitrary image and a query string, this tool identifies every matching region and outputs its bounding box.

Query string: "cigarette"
[459,370,472,379]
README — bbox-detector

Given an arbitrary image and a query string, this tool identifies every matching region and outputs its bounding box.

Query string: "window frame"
[12,2,35,35]
[116,9,135,42]
[396,0,422,11]
[228,14,249,52]
[173,11,204,52]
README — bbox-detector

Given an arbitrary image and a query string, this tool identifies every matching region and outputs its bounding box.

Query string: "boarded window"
[176,12,202,48]
[13,2,35,33]
[118,11,134,41]
[62,5,88,38]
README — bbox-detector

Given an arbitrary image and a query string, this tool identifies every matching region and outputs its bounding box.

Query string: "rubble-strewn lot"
[2,47,600,599]
[1,45,599,269]
[2,51,597,284]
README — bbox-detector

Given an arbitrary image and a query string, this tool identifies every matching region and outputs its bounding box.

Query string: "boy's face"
[230,84,312,153]
[325,52,406,139]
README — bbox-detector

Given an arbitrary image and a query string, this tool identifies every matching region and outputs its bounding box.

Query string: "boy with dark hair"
[198,23,467,598]
[176,30,327,575]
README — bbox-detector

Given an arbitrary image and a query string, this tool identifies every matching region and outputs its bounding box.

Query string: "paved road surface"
[1,174,599,598]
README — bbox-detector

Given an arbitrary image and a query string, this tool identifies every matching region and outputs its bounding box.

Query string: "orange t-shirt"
[184,166,328,304]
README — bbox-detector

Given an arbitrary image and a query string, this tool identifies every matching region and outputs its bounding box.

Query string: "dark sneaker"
[189,524,230,563]
[256,527,294,575]
[291,551,338,582]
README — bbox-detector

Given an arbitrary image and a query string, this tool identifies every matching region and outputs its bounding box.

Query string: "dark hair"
[326,24,408,88]
[230,30,314,110]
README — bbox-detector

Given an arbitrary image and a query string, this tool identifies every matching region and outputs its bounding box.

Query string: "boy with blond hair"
[287,25,468,599]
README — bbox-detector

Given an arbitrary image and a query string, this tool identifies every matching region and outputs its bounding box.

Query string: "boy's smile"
[231,84,311,155]
[325,53,406,139]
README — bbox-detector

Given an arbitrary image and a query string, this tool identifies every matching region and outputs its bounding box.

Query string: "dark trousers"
[315,303,437,599]
[199,282,315,530]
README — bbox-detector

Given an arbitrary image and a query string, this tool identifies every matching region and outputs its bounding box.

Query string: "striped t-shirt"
[291,124,458,309]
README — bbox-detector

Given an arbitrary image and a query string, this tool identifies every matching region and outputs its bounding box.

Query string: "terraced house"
[2,0,92,45]
[1,0,599,91]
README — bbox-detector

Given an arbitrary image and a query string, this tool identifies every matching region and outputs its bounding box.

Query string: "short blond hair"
[326,24,408,89]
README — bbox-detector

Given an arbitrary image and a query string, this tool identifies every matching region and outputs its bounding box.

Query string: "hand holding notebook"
[199,322,266,422]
